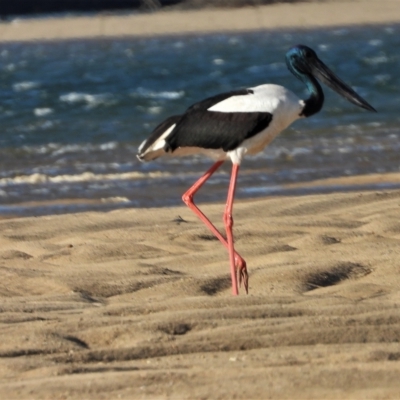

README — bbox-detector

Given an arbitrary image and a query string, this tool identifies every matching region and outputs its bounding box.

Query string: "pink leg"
[223,164,244,296]
[182,161,248,294]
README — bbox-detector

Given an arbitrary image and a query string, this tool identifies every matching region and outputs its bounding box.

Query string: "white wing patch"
[147,123,176,152]
[138,139,147,153]
[137,123,177,162]
[208,84,301,114]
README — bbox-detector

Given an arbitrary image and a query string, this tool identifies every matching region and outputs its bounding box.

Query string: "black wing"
[165,110,272,153]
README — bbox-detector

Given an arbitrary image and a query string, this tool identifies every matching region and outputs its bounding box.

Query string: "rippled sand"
[1,1,400,399]
[1,189,400,398]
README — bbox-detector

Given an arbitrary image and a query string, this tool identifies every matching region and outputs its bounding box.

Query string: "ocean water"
[0,24,400,216]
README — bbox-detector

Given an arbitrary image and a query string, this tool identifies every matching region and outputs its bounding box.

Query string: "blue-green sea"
[0,24,399,216]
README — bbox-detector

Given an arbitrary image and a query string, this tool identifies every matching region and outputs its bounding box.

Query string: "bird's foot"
[234,255,249,294]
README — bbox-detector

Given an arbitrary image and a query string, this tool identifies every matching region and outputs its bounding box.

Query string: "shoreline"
[1,171,400,219]
[0,0,400,42]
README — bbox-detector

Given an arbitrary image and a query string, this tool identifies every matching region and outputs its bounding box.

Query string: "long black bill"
[311,58,377,112]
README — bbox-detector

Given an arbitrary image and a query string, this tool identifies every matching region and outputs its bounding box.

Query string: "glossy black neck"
[300,74,324,118]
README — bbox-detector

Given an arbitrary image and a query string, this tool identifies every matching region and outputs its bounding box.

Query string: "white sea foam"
[99,142,118,151]
[0,171,171,187]
[368,39,383,46]
[384,27,395,34]
[34,108,53,117]
[13,81,40,92]
[133,87,185,100]
[101,196,130,203]
[213,58,224,65]
[5,64,15,72]
[148,106,163,115]
[59,92,115,108]
[317,44,329,51]
[20,142,121,157]
[363,55,389,65]
[173,41,185,49]
[290,147,313,156]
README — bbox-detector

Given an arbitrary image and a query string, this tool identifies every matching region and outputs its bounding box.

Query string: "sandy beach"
[1,1,400,399]
[1,190,400,399]
[0,0,400,42]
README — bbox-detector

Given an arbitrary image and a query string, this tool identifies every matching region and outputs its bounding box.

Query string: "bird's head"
[285,44,376,112]
[285,45,318,76]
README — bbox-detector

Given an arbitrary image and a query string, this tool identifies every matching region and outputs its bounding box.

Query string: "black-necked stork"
[137,45,376,296]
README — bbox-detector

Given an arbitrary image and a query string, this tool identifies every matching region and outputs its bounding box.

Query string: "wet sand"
[1,1,400,399]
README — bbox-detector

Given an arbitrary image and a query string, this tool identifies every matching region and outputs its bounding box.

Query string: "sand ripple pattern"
[1,190,400,398]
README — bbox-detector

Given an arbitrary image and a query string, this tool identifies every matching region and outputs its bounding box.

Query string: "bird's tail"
[136,115,181,162]
[137,142,165,162]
